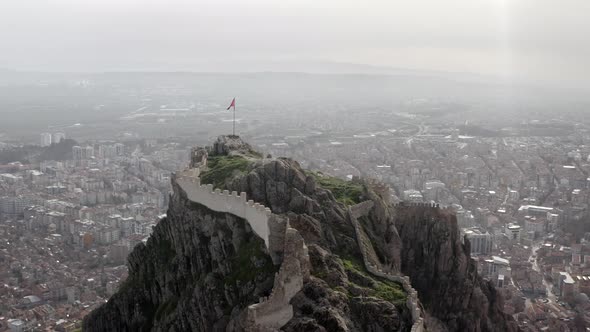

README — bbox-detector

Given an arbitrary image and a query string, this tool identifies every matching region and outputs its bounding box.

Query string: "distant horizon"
[0,60,562,86]
[2,61,589,97]
[0,60,499,77]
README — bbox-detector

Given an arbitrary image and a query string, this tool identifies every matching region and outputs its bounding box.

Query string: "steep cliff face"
[83,136,518,332]
[83,183,277,331]
[393,204,519,332]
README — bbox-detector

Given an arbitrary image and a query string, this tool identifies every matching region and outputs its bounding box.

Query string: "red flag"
[226,98,235,110]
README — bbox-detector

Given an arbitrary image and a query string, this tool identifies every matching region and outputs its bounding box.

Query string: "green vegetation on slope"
[200,155,251,189]
[308,171,364,206]
[341,256,406,305]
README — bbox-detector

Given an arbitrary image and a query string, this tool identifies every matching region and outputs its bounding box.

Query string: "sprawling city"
[2,1,590,332]
[1,72,589,331]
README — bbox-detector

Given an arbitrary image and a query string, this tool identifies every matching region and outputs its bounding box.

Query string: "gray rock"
[84,137,519,332]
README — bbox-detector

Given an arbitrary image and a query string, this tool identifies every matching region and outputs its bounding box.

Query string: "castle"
[174,143,425,331]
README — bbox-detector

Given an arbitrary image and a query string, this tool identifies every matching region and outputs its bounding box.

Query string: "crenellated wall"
[349,202,425,332]
[174,151,310,331]
[176,169,274,249]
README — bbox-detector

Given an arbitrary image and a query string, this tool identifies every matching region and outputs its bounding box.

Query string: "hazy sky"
[1,0,589,86]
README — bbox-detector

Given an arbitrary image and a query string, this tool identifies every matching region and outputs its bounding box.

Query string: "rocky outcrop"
[83,183,277,331]
[283,247,410,332]
[393,203,520,332]
[349,202,424,331]
[226,157,360,256]
[84,136,518,332]
[210,135,258,157]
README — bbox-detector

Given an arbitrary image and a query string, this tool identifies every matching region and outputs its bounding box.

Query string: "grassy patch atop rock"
[308,171,364,206]
[200,155,251,189]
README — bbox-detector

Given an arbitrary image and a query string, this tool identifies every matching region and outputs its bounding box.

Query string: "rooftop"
[492,256,510,266]
[559,272,575,284]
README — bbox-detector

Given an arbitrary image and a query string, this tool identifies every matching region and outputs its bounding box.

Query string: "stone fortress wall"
[176,144,425,331]
[174,149,310,331]
[175,168,273,249]
[243,227,310,331]
[349,201,426,332]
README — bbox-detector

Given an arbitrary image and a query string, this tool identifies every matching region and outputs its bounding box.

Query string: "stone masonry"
[175,150,310,331]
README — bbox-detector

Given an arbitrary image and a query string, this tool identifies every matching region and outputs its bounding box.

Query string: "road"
[530,242,557,303]
[405,122,426,149]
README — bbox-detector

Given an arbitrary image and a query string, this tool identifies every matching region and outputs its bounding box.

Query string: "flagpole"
[232,102,236,136]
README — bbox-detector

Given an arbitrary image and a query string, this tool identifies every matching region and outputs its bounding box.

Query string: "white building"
[96,227,121,245]
[0,196,30,216]
[485,256,511,280]
[547,212,559,232]
[40,132,52,147]
[518,205,554,218]
[0,173,23,185]
[524,216,545,238]
[505,223,522,243]
[508,190,519,202]
[120,217,136,237]
[403,189,423,203]
[85,146,95,159]
[463,227,493,255]
[423,180,446,202]
[98,144,117,159]
[114,143,125,155]
[558,272,576,299]
[455,206,474,228]
[7,319,25,332]
[73,145,95,161]
[52,132,66,144]
[73,146,84,161]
